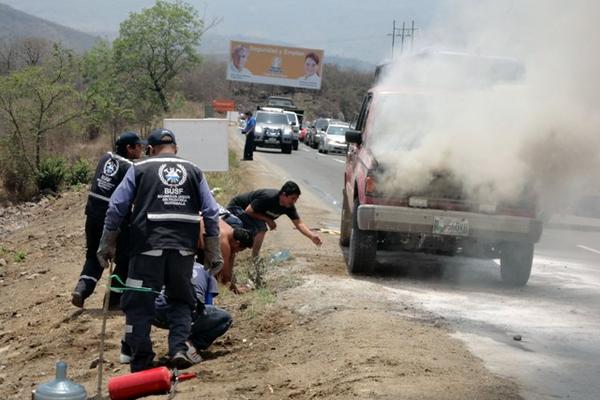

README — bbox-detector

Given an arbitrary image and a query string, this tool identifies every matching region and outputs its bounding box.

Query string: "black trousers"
[77,216,130,303]
[122,250,195,372]
[243,132,255,160]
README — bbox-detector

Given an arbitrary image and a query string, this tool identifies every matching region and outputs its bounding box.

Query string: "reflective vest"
[86,152,133,220]
[130,155,205,253]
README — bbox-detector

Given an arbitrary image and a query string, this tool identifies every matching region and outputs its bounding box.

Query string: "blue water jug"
[34,361,87,400]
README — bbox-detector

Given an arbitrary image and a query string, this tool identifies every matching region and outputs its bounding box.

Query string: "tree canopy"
[113,0,203,113]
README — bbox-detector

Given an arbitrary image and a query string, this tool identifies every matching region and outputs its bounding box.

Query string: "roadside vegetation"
[0,0,372,203]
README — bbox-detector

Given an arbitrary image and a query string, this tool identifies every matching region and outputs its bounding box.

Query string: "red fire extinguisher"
[108,367,196,400]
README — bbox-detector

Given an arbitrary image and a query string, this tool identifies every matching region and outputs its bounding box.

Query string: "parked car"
[318,123,350,154]
[341,58,542,286]
[253,109,294,154]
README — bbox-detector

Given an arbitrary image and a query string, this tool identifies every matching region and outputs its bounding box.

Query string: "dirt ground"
[0,140,522,399]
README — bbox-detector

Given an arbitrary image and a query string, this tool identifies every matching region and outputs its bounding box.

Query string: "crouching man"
[120,262,231,365]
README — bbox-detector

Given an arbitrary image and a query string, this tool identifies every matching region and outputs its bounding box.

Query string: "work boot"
[71,280,88,308]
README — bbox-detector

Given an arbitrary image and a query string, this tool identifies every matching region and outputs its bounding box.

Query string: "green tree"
[83,40,135,142]
[0,44,85,189]
[113,0,203,113]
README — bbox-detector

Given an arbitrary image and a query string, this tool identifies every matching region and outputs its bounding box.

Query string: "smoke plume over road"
[371,0,600,213]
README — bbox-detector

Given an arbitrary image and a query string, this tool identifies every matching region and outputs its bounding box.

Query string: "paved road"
[244,136,600,400]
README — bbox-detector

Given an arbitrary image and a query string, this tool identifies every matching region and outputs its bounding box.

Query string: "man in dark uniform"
[120,261,235,365]
[97,128,223,372]
[71,132,144,309]
[241,111,256,160]
[225,181,322,258]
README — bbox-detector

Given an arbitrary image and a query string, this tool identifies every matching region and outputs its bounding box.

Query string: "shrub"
[0,150,37,200]
[37,157,67,192]
[68,159,92,186]
[13,250,27,263]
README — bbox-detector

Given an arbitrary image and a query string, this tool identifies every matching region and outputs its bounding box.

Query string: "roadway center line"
[577,244,600,255]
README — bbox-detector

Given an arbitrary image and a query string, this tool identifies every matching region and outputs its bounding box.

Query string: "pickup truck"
[340,84,543,286]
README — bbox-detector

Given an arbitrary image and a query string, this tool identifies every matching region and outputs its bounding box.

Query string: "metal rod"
[96,261,114,398]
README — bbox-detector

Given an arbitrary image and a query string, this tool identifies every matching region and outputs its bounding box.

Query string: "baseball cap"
[147,128,177,145]
[115,131,145,146]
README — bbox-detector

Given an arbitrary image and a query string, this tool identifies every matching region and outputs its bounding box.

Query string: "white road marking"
[332,158,345,164]
[302,148,310,152]
[577,245,600,255]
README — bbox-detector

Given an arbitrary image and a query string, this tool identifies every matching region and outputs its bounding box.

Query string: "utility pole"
[388,19,417,59]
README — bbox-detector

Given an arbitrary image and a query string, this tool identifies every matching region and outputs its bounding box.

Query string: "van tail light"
[365,175,377,195]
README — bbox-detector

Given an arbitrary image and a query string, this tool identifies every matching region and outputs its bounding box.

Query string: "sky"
[0,0,446,63]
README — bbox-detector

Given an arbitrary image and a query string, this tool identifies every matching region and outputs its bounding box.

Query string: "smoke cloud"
[371,0,600,214]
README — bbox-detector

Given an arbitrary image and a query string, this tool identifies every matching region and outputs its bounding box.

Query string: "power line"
[387,20,417,58]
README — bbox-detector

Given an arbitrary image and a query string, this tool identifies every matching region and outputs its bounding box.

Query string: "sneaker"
[119,353,131,364]
[185,341,203,364]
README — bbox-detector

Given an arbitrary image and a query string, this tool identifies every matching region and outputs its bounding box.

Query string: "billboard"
[226,40,324,90]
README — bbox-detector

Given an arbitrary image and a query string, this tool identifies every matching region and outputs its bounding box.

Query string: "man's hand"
[229,282,251,295]
[311,234,322,246]
[204,235,224,275]
[96,229,119,269]
[266,219,277,231]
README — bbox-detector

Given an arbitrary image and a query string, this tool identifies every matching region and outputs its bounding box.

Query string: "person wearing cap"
[71,131,144,309]
[97,128,223,372]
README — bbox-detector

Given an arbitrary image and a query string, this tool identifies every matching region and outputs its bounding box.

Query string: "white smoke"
[371,0,600,213]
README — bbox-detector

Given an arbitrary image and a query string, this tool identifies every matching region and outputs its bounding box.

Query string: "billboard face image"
[226,40,324,90]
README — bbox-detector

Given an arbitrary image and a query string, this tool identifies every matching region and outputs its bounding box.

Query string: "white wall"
[163,118,228,172]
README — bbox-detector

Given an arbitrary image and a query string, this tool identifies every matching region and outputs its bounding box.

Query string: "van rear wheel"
[347,202,376,274]
[500,243,534,286]
[339,192,351,246]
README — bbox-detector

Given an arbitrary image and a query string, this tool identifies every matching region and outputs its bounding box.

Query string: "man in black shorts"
[225,181,322,258]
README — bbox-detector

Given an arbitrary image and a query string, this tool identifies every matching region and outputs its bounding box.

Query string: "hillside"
[0,3,99,52]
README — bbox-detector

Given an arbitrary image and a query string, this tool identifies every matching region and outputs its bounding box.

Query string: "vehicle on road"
[318,122,350,154]
[341,54,542,286]
[253,109,294,154]
[299,126,308,142]
[308,118,334,149]
[284,110,301,150]
[267,96,296,108]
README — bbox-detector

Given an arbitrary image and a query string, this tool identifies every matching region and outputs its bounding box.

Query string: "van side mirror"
[346,129,362,145]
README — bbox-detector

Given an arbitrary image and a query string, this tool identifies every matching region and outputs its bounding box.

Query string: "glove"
[203,235,223,275]
[96,229,119,269]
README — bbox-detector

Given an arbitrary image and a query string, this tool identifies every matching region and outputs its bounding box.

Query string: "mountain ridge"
[0,2,99,52]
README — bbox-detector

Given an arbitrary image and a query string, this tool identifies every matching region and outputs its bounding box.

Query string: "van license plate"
[432,216,469,236]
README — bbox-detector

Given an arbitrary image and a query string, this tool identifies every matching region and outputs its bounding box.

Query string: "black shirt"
[228,189,299,221]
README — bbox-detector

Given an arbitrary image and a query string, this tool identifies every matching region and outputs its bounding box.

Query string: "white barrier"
[163,118,228,172]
